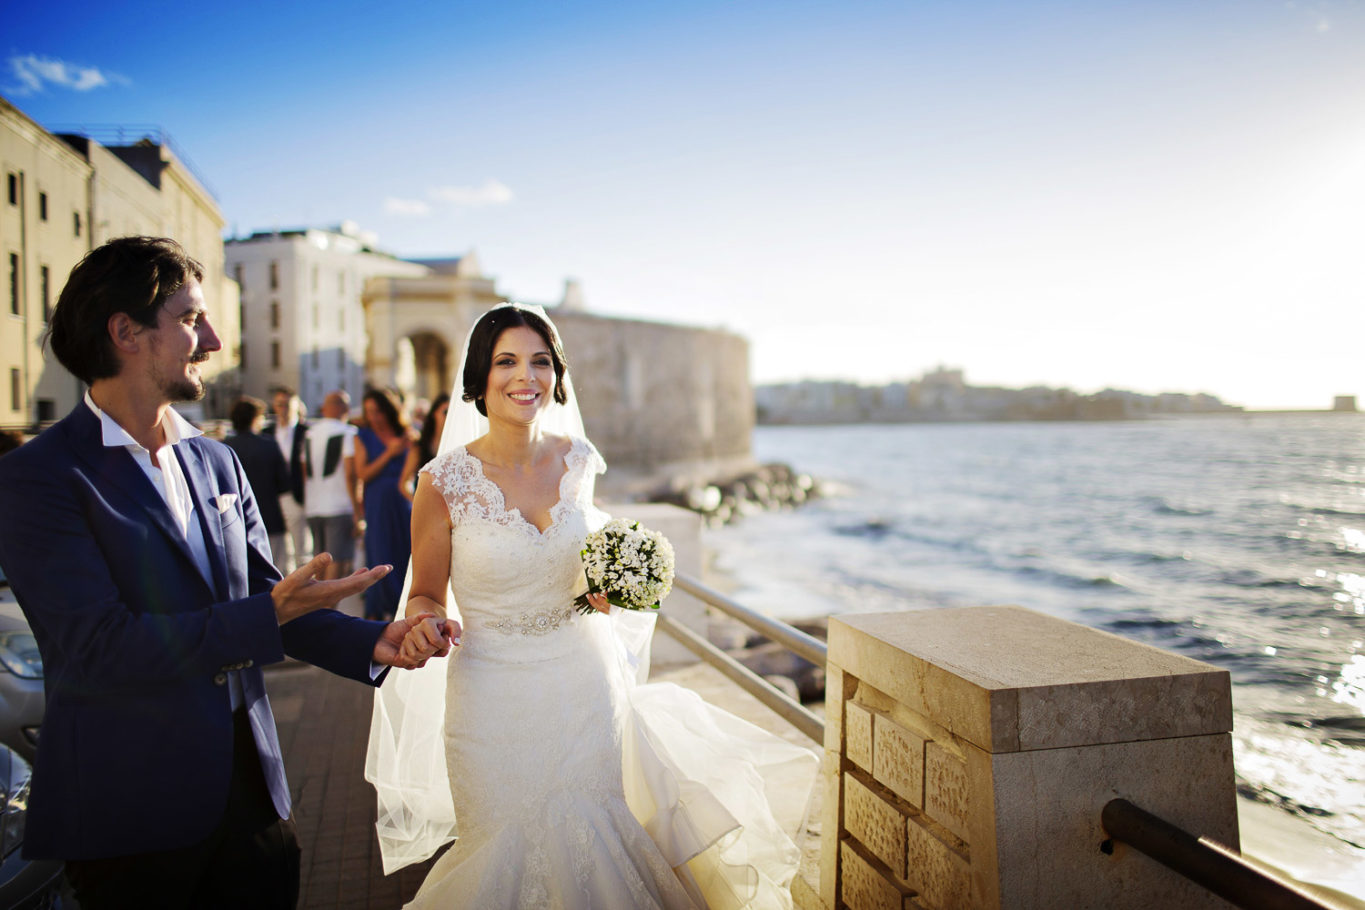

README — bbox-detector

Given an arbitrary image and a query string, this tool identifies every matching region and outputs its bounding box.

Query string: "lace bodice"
[420,437,608,660]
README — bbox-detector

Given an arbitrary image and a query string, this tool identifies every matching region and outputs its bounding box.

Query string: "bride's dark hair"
[462,306,569,417]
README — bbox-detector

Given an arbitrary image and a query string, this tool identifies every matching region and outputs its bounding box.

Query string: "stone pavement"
[265,660,434,910]
[264,654,823,910]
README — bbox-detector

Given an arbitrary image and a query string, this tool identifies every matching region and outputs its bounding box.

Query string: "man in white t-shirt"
[304,391,360,581]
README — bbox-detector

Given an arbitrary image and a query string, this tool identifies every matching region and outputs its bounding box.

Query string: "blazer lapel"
[177,441,230,599]
[65,406,205,575]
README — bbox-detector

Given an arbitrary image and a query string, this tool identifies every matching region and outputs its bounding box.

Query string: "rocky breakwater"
[650,463,821,526]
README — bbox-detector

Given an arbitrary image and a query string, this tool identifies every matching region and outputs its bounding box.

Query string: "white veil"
[364,303,584,874]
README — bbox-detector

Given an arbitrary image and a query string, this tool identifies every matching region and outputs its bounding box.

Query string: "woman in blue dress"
[354,388,414,620]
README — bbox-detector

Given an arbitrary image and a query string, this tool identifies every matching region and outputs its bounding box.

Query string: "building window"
[271,341,280,369]
[311,346,318,369]
[36,399,54,422]
[8,253,18,316]
[10,369,20,411]
[339,308,345,331]
[270,302,279,329]
[6,174,15,206]
[239,302,245,332]
[269,261,279,290]
[337,349,346,370]
[38,192,47,221]
[40,266,50,322]
[73,211,81,237]
[239,343,247,369]
[312,304,319,329]
[338,272,345,294]
[311,266,318,292]
[233,263,243,287]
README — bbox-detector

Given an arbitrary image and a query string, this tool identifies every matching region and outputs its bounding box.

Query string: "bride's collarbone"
[467,437,574,528]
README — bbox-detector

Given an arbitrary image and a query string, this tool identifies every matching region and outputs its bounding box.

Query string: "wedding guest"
[0,236,450,909]
[269,387,310,573]
[399,393,448,502]
[223,396,291,568]
[304,391,360,582]
[354,388,413,620]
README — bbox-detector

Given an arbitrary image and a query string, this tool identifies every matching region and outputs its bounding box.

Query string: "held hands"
[374,613,462,669]
[272,553,392,625]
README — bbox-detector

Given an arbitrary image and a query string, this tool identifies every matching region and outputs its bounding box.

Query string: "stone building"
[0,95,240,428]
[225,225,428,412]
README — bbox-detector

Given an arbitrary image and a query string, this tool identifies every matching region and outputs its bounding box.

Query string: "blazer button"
[244,659,254,668]
[213,673,227,686]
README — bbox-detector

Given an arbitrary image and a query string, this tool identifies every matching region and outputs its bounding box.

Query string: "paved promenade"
[264,652,823,910]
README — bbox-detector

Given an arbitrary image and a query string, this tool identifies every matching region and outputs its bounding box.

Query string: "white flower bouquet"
[575,518,676,615]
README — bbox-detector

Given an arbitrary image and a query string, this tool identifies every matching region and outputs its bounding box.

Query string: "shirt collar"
[84,390,204,450]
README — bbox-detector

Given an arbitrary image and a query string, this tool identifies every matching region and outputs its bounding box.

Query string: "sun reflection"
[1331,655,1365,714]
[1342,527,1365,553]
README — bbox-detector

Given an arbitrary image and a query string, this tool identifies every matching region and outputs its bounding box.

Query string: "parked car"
[0,566,43,763]
[0,744,65,908]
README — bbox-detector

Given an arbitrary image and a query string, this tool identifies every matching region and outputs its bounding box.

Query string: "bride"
[366,304,818,908]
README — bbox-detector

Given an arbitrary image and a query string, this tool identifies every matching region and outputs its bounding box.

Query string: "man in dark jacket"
[224,396,291,567]
[269,387,310,572]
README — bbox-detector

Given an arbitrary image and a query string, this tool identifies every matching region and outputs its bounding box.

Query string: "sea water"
[707,415,1365,858]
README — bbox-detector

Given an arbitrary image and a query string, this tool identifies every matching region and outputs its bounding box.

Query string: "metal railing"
[658,572,826,744]
[1102,799,1336,910]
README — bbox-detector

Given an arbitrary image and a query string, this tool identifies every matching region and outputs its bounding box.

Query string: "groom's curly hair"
[462,306,569,417]
[45,236,204,385]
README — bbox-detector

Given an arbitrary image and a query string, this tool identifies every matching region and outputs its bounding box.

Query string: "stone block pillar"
[818,606,1238,909]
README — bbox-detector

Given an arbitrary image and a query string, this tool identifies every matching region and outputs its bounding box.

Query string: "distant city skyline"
[7,0,1364,409]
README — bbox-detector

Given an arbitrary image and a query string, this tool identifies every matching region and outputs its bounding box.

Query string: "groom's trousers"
[63,709,301,909]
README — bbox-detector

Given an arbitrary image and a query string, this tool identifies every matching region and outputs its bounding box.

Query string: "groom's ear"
[108,312,144,361]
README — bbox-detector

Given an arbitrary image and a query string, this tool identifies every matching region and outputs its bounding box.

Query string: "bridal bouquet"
[574,518,675,615]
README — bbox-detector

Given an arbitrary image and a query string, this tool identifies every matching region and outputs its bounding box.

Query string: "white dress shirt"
[83,392,247,709]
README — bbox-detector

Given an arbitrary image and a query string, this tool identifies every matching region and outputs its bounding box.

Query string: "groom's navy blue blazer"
[0,403,390,861]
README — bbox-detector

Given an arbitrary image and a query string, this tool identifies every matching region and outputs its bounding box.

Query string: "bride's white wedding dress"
[389,436,818,909]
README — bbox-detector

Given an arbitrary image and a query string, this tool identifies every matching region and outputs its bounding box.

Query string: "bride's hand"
[375,612,459,669]
[399,615,461,666]
[586,592,611,614]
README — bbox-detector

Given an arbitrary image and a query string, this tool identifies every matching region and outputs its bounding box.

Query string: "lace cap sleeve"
[569,436,607,477]
[419,448,480,525]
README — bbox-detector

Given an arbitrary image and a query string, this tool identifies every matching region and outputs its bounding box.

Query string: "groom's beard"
[154,352,211,403]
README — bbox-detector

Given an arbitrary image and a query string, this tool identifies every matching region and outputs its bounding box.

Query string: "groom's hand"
[273,553,392,625]
[375,613,461,669]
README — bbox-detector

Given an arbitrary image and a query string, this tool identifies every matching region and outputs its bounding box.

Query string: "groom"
[0,237,451,909]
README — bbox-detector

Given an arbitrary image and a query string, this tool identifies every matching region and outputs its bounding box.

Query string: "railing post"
[822,606,1239,909]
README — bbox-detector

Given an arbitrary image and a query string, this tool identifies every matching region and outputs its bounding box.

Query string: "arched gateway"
[361,253,504,403]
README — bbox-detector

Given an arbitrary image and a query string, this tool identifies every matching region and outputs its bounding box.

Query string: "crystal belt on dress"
[487,604,575,636]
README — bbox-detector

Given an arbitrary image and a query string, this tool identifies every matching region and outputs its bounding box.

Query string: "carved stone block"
[842,839,913,910]
[925,742,970,843]
[874,715,927,808]
[844,773,908,879]
[904,815,971,909]
[846,700,874,772]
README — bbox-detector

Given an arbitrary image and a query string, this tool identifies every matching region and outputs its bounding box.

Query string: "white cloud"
[7,54,125,96]
[384,196,431,217]
[429,179,514,207]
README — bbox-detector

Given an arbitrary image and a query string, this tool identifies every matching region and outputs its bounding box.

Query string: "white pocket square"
[215,493,238,514]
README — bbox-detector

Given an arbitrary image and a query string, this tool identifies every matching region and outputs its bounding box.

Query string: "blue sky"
[7,0,1365,408]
